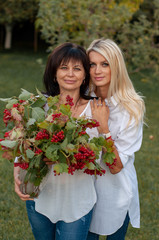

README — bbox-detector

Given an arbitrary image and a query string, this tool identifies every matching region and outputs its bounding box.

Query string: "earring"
[53,77,57,82]
[82,79,86,85]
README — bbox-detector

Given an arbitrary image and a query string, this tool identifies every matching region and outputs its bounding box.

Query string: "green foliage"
[118,0,159,74]
[36,0,159,75]
[0,0,39,24]
[36,0,134,49]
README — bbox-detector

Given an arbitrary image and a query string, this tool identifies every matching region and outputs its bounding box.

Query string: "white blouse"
[89,95,143,235]
[35,101,99,223]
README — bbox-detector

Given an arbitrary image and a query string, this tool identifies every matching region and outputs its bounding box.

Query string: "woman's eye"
[60,66,67,70]
[102,62,109,67]
[74,67,81,71]
[90,63,95,67]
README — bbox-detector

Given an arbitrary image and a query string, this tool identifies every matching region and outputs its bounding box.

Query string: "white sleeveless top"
[35,101,98,223]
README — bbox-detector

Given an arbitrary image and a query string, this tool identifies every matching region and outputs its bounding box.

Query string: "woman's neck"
[95,86,109,100]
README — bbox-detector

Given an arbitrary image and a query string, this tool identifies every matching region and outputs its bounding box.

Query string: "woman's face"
[89,51,111,89]
[56,59,85,92]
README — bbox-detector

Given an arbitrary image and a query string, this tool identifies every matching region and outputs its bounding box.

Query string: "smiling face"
[89,51,111,90]
[56,59,86,93]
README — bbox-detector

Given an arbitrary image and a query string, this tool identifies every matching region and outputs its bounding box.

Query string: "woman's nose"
[67,68,74,76]
[95,65,102,74]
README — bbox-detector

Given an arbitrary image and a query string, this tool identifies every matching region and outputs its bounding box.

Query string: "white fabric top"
[35,100,99,223]
[89,94,143,235]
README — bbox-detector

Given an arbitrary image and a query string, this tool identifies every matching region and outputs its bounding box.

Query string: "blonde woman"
[86,39,145,240]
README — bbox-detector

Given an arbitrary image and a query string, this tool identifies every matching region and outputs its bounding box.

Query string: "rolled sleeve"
[114,116,143,167]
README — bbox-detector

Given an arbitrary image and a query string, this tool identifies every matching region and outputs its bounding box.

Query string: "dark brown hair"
[43,42,90,99]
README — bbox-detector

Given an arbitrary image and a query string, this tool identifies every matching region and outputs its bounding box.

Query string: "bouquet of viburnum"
[0,89,115,197]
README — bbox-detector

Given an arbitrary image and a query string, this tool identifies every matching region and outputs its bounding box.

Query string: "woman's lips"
[64,80,76,84]
[94,77,104,81]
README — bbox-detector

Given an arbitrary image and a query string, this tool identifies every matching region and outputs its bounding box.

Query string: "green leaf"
[19,88,32,100]
[86,162,95,170]
[90,136,106,147]
[65,121,76,130]
[53,163,68,174]
[45,146,59,161]
[33,177,42,186]
[26,118,36,127]
[6,99,18,109]
[103,152,116,164]
[36,88,47,102]
[24,106,32,120]
[31,98,46,108]
[32,107,45,122]
[60,137,68,150]
[47,95,59,108]
[0,97,12,102]
[58,151,67,163]
[26,149,35,159]
[0,140,17,148]
[76,136,87,144]
[37,121,50,129]
[34,155,42,168]
[66,144,76,153]
[60,104,71,116]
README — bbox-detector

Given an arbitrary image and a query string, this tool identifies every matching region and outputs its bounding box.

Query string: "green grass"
[0,51,159,240]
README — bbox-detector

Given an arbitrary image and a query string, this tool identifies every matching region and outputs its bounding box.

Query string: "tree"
[36,0,137,50]
[117,0,159,74]
[0,0,39,49]
[36,0,159,75]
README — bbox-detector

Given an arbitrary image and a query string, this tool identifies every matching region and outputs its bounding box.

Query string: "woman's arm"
[90,98,123,174]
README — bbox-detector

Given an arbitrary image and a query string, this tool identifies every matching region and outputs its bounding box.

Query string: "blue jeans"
[87,213,129,240]
[26,200,93,240]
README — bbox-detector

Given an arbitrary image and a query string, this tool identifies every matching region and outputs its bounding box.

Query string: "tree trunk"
[34,26,38,53]
[4,24,12,50]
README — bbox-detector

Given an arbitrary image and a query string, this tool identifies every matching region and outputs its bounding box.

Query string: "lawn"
[0,50,159,240]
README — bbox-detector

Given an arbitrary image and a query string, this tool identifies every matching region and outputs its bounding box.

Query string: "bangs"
[59,48,85,66]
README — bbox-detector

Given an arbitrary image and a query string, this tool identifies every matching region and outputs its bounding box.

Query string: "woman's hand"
[90,98,110,134]
[91,98,123,174]
[14,166,33,201]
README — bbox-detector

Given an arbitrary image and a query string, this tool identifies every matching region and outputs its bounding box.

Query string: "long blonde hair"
[87,39,145,125]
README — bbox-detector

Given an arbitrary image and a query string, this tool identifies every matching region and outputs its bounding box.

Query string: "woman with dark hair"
[14,43,97,240]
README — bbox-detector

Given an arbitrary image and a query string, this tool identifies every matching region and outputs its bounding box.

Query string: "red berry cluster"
[79,131,86,136]
[12,103,20,108]
[51,130,65,142]
[4,131,10,138]
[35,148,43,155]
[3,109,12,126]
[86,120,100,128]
[65,95,74,106]
[19,100,26,103]
[35,129,50,140]
[52,113,62,121]
[68,165,76,175]
[84,169,106,176]
[67,147,96,175]
[106,158,117,169]
[14,162,29,169]
[74,146,95,163]
[53,170,61,176]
